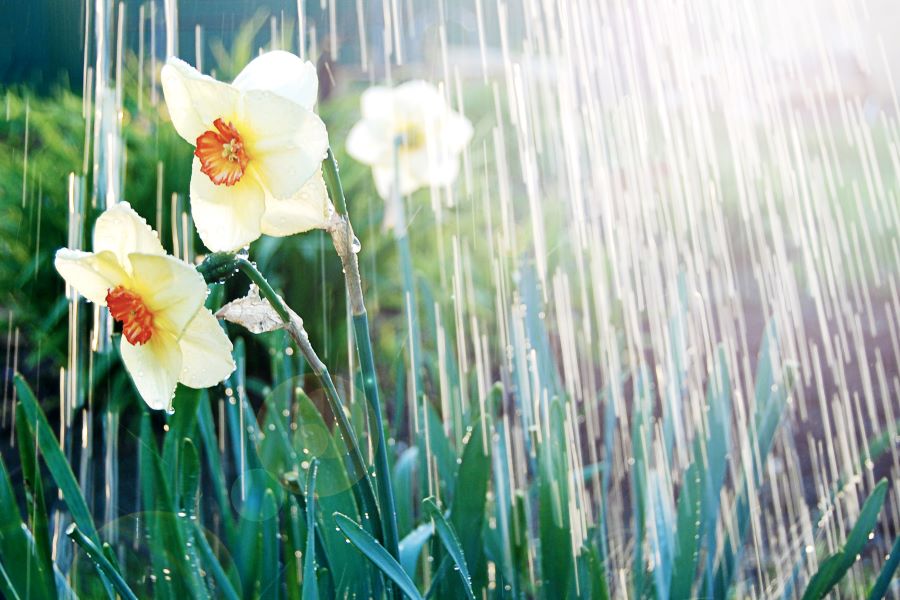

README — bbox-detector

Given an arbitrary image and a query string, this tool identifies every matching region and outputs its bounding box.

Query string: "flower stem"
[229,256,386,551]
[234,258,291,323]
[323,149,402,571]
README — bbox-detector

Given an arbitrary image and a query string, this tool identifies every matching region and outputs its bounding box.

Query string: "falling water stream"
[4,0,900,598]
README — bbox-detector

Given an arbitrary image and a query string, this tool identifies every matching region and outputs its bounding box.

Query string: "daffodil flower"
[161,51,330,252]
[55,202,235,410]
[346,80,473,198]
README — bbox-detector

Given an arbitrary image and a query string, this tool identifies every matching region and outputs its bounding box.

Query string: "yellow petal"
[232,51,318,110]
[177,308,235,388]
[127,253,207,336]
[120,331,182,411]
[161,57,240,143]
[93,202,165,272]
[190,157,267,251]
[260,170,330,237]
[240,90,328,199]
[54,249,130,304]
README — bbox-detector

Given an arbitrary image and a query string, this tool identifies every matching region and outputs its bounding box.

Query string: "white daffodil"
[55,202,235,410]
[161,51,331,252]
[346,80,473,198]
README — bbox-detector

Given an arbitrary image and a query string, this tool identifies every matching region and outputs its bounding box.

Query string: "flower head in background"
[346,80,473,198]
[162,51,330,252]
[55,203,235,410]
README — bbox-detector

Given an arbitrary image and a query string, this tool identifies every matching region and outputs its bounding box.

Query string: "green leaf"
[66,524,139,600]
[196,392,237,542]
[670,347,732,599]
[0,451,56,600]
[393,447,419,536]
[399,522,434,578]
[540,395,576,595]
[15,374,100,544]
[334,512,424,600]
[14,402,54,590]
[292,388,370,597]
[424,498,475,600]
[714,323,791,596]
[193,522,241,600]
[303,461,319,600]
[260,489,281,599]
[585,545,610,600]
[802,479,889,600]
[867,534,900,599]
[449,414,492,596]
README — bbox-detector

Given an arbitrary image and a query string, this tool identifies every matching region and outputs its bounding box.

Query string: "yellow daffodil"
[161,51,330,252]
[54,202,235,410]
[346,80,473,198]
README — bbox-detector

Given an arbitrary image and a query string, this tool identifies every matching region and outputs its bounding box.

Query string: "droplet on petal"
[195,118,250,186]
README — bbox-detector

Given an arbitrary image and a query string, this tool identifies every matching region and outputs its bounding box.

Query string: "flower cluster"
[55,52,472,410]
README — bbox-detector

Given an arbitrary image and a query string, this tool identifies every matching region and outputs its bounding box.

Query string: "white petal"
[120,332,182,411]
[127,253,207,336]
[346,120,393,167]
[394,80,446,116]
[93,202,165,271]
[261,171,330,237]
[360,86,394,120]
[161,57,240,143]
[54,249,130,304]
[232,51,318,110]
[372,163,424,198]
[177,308,235,388]
[443,111,474,153]
[190,157,267,251]
[240,90,329,199]
[408,150,461,188]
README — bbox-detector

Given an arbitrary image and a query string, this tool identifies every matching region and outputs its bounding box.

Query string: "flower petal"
[407,150,461,188]
[127,253,207,336]
[54,249,130,304]
[177,308,235,388]
[120,332,182,411]
[346,120,393,167]
[360,86,393,120]
[240,90,329,199]
[260,170,330,237]
[232,51,318,110]
[92,202,166,271]
[161,57,241,143]
[393,80,447,117]
[442,111,474,153]
[190,157,267,251]
[372,163,424,198]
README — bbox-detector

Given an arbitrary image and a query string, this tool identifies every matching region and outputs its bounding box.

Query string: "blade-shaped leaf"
[424,497,475,600]
[334,512,424,600]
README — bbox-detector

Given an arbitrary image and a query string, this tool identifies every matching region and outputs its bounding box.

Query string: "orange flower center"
[195,118,250,186]
[106,286,155,345]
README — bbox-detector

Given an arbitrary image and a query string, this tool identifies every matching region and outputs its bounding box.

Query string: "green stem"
[395,229,423,398]
[229,257,386,549]
[323,148,348,215]
[323,150,403,573]
[66,524,139,600]
[235,258,291,324]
